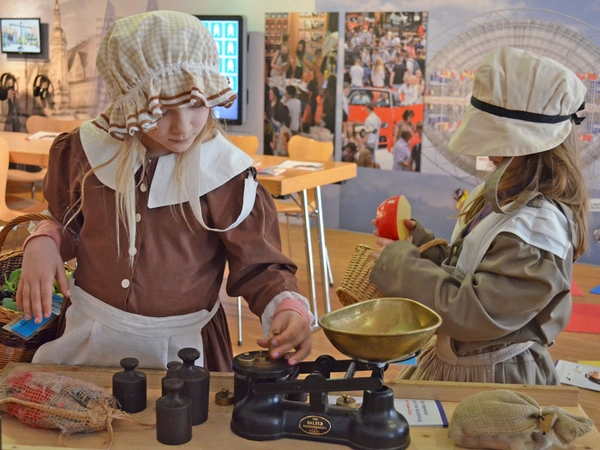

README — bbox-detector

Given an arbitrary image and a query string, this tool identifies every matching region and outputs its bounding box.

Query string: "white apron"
[32,279,219,369]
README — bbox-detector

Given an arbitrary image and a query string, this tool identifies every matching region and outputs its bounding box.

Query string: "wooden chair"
[25,115,84,134]
[12,116,83,199]
[288,135,334,162]
[0,137,48,249]
[274,134,333,250]
[7,165,47,199]
[225,133,259,345]
[227,134,259,157]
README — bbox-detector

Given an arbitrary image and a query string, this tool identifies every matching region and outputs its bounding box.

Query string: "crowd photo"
[341,11,427,171]
[264,12,339,156]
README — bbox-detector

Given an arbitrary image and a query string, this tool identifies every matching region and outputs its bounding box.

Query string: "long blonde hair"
[67,112,224,265]
[459,130,588,259]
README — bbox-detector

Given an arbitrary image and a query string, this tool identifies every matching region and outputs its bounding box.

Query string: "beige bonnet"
[449,47,586,157]
[94,10,236,140]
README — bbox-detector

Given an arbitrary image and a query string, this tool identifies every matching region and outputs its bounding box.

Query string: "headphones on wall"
[33,74,54,100]
[0,73,18,101]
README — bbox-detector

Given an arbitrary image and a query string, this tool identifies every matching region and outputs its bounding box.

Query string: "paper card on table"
[394,398,448,427]
[28,131,62,141]
[277,160,324,170]
[327,395,448,427]
[555,360,600,392]
[258,165,286,176]
[591,284,600,295]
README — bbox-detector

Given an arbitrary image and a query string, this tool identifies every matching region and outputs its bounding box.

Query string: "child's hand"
[402,218,417,240]
[371,218,417,259]
[16,237,69,324]
[257,310,312,365]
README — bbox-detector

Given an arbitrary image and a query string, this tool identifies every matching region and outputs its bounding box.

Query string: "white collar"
[80,121,254,208]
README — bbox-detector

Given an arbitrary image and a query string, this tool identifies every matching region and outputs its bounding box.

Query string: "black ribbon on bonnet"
[471,97,586,125]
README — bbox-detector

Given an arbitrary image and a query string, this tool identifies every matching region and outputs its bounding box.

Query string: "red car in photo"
[347,87,424,151]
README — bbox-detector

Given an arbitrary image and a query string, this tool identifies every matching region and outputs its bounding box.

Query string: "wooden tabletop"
[0,131,53,167]
[0,362,597,449]
[255,155,357,196]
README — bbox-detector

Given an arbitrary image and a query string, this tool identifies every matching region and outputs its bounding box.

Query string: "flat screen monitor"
[196,15,247,125]
[1,18,42,55]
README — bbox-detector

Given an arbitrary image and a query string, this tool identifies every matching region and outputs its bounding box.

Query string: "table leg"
[314,186,331,314]
[300,189,318,327]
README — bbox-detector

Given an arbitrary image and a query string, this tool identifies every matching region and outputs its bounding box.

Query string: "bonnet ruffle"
[94,10,236,140]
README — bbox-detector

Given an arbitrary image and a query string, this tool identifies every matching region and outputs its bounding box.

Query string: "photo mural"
[315,0,600,265]
[0,0,133,128]
[263,10,428,172]
[342,12,427,172]
[314,1,600,184]
[264,12,339,156]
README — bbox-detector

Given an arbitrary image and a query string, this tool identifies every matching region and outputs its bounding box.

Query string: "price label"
[589,198,600,212]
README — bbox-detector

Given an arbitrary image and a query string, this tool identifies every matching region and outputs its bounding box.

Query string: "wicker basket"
[0,212,58,368]
[336,238,448,307]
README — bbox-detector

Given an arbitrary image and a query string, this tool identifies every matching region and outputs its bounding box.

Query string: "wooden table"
[255,155,357,324]
[0,131,52,167]
[0,362,597,449]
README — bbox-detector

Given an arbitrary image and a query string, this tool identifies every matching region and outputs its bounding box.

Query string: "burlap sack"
[448,390,593,450]
[0,371,153,448]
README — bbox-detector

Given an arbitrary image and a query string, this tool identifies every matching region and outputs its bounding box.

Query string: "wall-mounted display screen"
[196,15,247,125]
[0,18,42,54]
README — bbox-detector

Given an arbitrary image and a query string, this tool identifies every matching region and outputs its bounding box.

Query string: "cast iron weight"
[167,347,210,425]
[161,360,183,396]
[156,378,192,445]
[112,357,147,414]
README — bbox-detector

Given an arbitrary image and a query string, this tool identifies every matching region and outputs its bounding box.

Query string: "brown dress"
[41,129,301,372]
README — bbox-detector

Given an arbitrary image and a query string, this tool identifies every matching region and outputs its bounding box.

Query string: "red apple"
[375,195,411,240]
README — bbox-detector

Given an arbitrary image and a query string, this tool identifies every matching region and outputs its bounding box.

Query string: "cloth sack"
[447,389,593,450]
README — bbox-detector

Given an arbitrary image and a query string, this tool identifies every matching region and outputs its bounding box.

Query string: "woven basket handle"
[369,237,448,257]
[0,213,53,252]
[417,238,447,253]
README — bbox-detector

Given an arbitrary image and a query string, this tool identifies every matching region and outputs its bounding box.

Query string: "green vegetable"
[4,268,21,293]
[2,297,18,311]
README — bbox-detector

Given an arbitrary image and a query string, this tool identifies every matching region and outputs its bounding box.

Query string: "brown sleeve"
[42,129,87,261]
[203,169,300,317]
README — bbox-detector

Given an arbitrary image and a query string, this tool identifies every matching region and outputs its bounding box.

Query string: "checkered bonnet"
[94,11,235,139]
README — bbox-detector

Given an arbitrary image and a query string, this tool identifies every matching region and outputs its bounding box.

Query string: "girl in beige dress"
[371,47,588,385]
